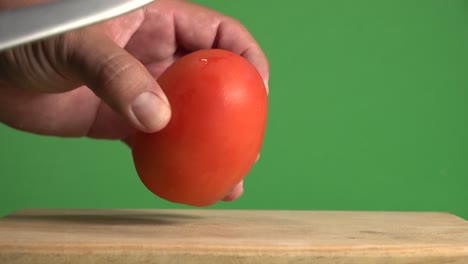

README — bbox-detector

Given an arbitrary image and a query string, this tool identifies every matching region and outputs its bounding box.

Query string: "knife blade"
[0,0,156,51]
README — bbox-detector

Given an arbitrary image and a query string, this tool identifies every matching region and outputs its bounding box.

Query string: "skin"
[0,0,269,202]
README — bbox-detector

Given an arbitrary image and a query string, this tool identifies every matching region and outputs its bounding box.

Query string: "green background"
[1,0,467,219]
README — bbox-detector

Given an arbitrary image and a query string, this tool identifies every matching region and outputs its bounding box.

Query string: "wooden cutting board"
[0,209,467,263]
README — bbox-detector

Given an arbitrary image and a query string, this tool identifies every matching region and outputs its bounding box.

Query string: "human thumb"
[67,29,171,133]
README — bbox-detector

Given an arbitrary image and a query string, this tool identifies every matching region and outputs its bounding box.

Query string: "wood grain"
[0,209,467,263]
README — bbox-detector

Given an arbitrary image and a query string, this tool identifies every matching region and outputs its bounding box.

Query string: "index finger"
[168,0,270,89]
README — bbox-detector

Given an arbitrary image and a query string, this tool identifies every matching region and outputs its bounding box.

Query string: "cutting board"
[0,209,467,263]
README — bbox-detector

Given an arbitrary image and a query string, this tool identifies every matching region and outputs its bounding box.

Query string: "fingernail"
[222,181,244,202]
[264,80,269,95]
[131,92,171,133]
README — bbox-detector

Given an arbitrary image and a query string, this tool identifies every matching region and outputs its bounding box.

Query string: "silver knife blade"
[0,0,156,51]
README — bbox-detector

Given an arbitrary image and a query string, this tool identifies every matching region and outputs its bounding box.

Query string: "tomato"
[132,49,268,206]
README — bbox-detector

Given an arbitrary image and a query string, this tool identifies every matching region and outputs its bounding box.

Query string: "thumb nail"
[131,92,171,133]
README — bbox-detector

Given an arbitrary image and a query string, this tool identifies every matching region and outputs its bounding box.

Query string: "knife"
[0,0,156,51]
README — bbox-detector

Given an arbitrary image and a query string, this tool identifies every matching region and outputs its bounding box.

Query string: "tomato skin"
[132,49,268,206]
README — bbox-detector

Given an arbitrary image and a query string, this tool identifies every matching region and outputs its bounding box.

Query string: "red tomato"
[132,49,268,206]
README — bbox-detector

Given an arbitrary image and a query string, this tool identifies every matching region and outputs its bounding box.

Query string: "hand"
[0,0,269,202]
